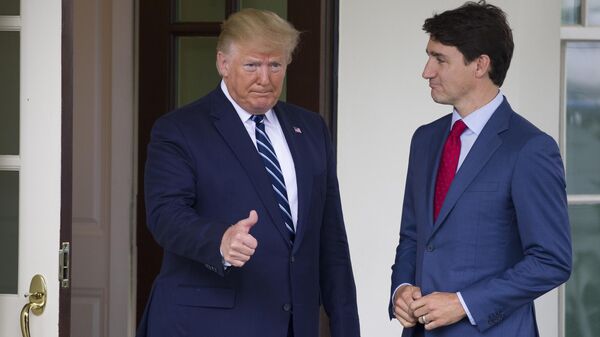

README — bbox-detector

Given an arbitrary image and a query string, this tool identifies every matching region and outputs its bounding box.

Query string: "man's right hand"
[394,284,422,328]
[220,210,258,267]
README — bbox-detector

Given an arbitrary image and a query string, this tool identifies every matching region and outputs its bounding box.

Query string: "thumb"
[412,288,422,300]
[238,210,258,232]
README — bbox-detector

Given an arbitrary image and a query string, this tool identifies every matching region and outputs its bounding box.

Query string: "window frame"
[560,0,600,335]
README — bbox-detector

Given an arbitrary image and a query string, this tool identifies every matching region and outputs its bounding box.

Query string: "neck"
[455,85,499,118]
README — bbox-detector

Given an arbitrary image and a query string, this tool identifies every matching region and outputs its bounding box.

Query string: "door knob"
[20,274,47,337]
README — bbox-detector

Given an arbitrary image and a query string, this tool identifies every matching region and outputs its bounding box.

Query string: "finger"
[410,298,427,312]
[397,317,416,328]
[238,210,258,232]
[242,235,258,250]
[394,307,416,324]
[412,288,422,300]
[230,242,255,257]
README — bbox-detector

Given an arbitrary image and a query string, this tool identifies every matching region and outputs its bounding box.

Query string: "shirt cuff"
[220,250,231,268]
[457,292,476,325]
[391,283,412,311]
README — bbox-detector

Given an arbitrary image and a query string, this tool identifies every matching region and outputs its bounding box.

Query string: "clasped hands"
[393,285,467,330]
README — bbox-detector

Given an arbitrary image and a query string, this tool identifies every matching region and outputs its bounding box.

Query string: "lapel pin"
[293,126,302,134]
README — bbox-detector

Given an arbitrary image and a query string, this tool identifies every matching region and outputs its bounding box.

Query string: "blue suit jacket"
[390,98,572,336]
[137,88,360,337]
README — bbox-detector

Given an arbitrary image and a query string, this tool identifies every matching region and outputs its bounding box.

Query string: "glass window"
[0,0,19,16]
[176,37,221,107]
[0,31,20,155]
[175,0,225,22]
[590,0,600,25]
[565,42,600,194]
[241,0,287,19]
[0,171,19,294]
[563,0,582,24]
[566,204,600,337]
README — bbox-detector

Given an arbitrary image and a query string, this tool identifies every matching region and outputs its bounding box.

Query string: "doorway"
[136,0,338,335]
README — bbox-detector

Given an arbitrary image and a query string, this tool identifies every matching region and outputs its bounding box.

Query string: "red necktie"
[434,120,467,221]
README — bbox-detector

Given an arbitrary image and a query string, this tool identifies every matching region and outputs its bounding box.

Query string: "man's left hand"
[409,292,466,330]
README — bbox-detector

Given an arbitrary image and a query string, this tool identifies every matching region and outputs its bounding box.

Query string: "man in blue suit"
[390,2,572,336]
[137,9,360,337]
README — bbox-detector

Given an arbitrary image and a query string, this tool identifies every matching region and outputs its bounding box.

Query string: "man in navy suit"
[390,2,572,336]
[137,9,360,337]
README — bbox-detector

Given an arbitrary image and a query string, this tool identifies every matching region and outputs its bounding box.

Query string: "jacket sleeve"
[144,115,230,276]
[389,129,420,319]
[460,134,572,332]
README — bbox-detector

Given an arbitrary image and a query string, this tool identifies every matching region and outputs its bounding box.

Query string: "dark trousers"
[413,324,424,337]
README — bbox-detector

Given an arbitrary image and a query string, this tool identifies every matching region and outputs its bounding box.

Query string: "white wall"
[337,1,562,336]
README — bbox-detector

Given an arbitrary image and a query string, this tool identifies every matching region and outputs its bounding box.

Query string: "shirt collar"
[451,91,504,135]
[220,80,275,124]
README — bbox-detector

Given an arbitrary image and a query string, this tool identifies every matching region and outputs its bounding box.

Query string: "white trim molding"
[0,16,21,31]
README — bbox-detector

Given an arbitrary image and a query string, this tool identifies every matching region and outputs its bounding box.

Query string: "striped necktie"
[250,114,295,244]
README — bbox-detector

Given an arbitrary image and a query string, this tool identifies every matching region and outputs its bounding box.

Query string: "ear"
[216,51,229,77]
[474,54,492,79]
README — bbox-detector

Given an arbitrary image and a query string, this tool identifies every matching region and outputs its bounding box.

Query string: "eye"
[270,62,283,72]
[243,63,258,71]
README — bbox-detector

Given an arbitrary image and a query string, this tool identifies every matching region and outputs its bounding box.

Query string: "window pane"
[590,0,600,25]
[0,31,20,155]
[175,0,225,22]
[0,0,19,16]
[565,42,600,194]
[241,0,287,19]
[566,204,600,337]
[176,37,220,107]
[562,0,582,24]
[0,171,19,294]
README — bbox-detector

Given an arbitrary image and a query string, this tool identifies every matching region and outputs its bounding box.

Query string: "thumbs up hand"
[220,210,259,267]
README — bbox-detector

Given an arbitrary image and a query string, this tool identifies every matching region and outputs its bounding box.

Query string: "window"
[561,1,600,336]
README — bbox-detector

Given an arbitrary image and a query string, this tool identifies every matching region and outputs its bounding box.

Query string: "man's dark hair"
[422,0,514,86]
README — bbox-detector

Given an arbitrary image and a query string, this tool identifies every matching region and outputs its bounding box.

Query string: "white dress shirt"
[220,81,299,228]
[392,91,504,325]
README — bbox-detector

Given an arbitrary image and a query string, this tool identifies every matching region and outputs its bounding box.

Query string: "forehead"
[426,38,463,58]
[229,41,287,60]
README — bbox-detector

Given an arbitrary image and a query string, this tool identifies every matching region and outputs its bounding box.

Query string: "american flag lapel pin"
[293,126,302,134]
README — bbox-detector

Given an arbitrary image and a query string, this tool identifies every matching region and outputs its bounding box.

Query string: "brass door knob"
[20,274,47,337]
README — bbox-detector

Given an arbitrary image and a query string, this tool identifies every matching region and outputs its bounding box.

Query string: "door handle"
[20,274,47,337]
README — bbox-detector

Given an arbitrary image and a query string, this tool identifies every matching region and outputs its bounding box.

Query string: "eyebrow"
[426,50,446,58]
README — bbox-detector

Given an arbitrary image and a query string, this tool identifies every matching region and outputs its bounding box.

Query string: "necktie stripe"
[278,203,293,220]
[265,167,286,190]
[250,114,295,243]
[257,139,278,159]
[260,153,284,177]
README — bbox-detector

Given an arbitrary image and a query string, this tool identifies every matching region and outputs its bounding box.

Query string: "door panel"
[0,0,69,336]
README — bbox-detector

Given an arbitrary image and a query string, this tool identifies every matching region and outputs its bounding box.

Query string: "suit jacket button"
[290,256,295,263]
[283,303,292,312]
[426,245,434,252]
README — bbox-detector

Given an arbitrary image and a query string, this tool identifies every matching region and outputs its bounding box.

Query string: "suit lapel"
[430,99,512,236]
[274,104,313,253]
[209,90,291,246]
[426,116,452,232]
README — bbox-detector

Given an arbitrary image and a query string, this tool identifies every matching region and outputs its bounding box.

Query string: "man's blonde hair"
[217,9,300,62]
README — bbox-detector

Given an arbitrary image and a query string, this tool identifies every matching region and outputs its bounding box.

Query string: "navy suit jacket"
[137,88,360,337]
[390,98,572,336]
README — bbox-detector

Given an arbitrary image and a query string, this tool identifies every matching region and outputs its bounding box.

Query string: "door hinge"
[59,242,71,288]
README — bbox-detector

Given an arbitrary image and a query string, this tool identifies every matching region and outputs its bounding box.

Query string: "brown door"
[137,1,338,335]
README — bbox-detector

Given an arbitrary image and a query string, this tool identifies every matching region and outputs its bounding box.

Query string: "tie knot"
[450,120,467,137]
[250,114,265,124]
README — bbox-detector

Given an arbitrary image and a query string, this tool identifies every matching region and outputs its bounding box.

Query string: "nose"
[256,65,269,85]
[422,58,435,79]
